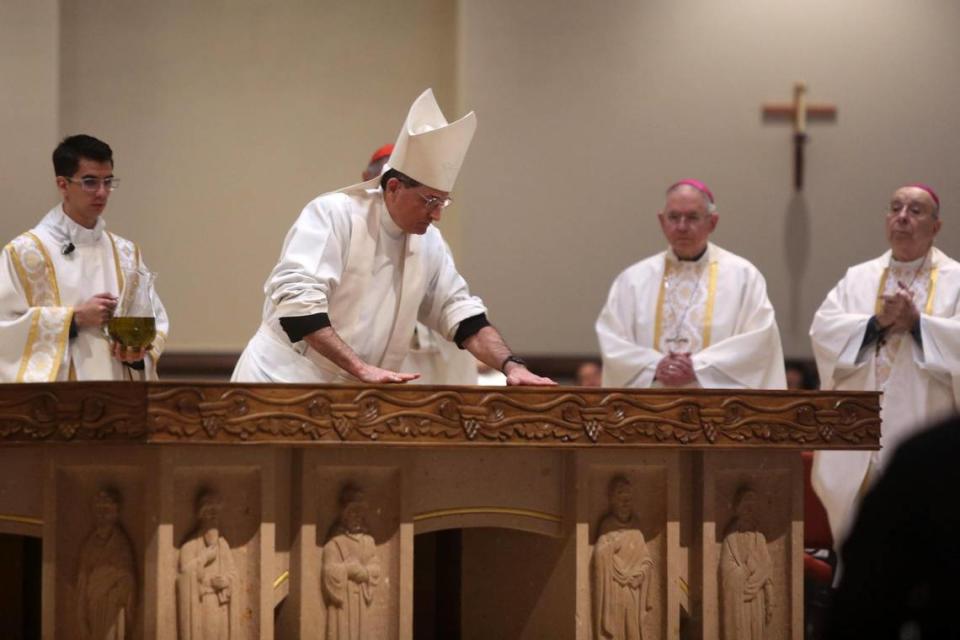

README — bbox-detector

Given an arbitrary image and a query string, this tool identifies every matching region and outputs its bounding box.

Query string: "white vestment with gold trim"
[811,247,960,547]
[596,242,786,389]
[0,205,168,381]
[232,179,486,383]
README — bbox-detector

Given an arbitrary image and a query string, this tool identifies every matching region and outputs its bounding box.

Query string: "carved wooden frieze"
[0,382,880,447]
[0,382,146,443]
[145,385,881,448]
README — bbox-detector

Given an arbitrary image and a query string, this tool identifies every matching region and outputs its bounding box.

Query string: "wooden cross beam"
[762,82,837,191]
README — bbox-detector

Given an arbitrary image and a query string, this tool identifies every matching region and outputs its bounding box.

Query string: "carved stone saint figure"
[77,489,137,640]
[593,475,655,640]
[322,483,382,640]
[176,491,239,640]
[720,487,774,640]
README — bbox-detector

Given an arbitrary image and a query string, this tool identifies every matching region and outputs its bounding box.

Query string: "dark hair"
[379,168,420,192]
[53,134,113,177]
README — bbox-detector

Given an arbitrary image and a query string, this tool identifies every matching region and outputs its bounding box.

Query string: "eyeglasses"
[417,192,453,210]
[886,201,933,218]
[65,176,119,192]
[664,213,707,226]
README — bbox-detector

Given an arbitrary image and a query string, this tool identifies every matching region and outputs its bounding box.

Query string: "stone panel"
[294,450,402,640]
[47,448,154,640]
[702,451,802,640]
[576,450,681,640]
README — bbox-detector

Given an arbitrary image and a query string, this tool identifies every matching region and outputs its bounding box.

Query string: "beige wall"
[0,0,59,242]
[56,0,458,351]
[3,1,959,357]
[456,0,960,357]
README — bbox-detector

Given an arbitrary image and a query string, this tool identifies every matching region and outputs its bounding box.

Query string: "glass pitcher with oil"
[108,268,157,351]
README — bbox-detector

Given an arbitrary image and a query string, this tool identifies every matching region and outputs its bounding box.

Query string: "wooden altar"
[0,382,880,639]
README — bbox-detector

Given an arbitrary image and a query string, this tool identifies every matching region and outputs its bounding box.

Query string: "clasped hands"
[876,282,920,334]
[73,291,149,363]
[655,352,696,387]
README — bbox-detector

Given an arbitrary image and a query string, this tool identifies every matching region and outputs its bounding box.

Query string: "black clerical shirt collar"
[669,245,709,262]
[680,247,708,262]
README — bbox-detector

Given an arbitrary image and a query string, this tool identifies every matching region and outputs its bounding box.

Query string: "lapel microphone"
[61,242,75,255]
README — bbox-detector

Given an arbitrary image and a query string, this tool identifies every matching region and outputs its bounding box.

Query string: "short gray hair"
[666,182,717,214]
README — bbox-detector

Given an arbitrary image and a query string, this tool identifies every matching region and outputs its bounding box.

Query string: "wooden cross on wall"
[762,82,837,190]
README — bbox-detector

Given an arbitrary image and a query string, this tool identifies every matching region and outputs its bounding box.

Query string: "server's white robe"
[233,180,486,383]
[0,205,168,381]
[811,247,960,545]
[596,243,786,389]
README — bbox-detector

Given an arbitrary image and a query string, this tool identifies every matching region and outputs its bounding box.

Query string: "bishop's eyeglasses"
[664,212,707,226]
[417,193,453,210]
[887,201,934,218]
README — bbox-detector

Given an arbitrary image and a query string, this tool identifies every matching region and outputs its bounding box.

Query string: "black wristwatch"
[500,355,527,373]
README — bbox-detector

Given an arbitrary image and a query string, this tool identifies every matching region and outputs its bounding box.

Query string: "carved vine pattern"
[145,386,881,447]
[0,383,879,446]
[0,388,145,442]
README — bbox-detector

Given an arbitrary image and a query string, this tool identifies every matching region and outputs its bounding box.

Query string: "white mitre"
[386,88,477,192]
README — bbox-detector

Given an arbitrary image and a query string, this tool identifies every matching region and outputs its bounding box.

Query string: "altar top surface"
[0,382,880,449]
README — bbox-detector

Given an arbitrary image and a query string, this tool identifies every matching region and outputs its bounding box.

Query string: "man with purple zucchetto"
[595,179,786,390]
[811,182,960,551]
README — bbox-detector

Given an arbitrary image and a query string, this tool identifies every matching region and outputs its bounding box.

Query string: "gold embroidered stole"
[6,233,70,381]
[653,255,719,353]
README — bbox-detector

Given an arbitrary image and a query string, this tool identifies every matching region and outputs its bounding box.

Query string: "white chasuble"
[0,205,168,381]
[596,243,786,390]
[232,179,486,383]
[810,247,960,547]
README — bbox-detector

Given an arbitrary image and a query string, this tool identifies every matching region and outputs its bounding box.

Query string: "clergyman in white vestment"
[233,89,553,386]
[360,143,478,385]
[596,179,786,390]
[0,135,168,382]
[811,183,960,547]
